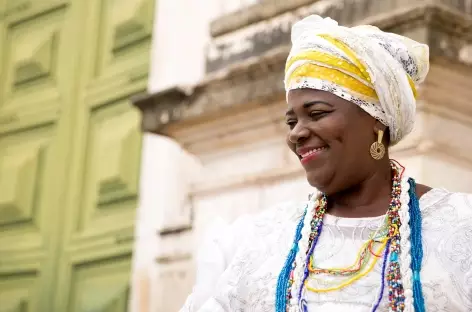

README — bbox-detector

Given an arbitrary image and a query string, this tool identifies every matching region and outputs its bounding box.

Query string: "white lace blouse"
[180,188,472,311]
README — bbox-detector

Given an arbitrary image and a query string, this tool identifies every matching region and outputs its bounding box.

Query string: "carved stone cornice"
[133,2,472,135]
[133,47,288,134]
[210,0,316,37]
[206,2,472,73]
[210,0,472,38]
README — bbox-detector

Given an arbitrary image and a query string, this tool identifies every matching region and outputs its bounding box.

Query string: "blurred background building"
[0,0,471,312]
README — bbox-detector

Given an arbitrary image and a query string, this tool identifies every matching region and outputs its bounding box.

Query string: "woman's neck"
[327,163,394,218]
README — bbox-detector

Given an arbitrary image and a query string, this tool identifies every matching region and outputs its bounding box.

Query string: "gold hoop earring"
[370,130,386,160]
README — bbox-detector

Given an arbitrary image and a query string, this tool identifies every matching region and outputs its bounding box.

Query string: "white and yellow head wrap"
[285,15,430,145]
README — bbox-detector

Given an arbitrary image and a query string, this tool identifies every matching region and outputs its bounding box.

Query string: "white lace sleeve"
[179,215,254,312]
[464,261,472,311]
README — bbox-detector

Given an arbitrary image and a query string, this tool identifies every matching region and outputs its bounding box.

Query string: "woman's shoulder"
[421,187,472,218]
[200,200,308,258]
[254,200,309,224]
[420,188,472,306]
[420,188,472,249]
[223,200,309,244]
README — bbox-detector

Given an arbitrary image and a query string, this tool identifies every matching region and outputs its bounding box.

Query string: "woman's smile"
[296,145,329,165]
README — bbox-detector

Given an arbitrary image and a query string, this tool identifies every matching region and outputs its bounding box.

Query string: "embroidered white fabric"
[285,15,430,145]
[180,188,472,311]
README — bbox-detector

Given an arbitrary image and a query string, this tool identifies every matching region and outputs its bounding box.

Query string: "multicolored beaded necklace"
[306,237,389,291]
[275,161,426,312]
[308,216,388,277]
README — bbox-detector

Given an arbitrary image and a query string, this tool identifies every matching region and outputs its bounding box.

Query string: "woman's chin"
[305,169,333,193]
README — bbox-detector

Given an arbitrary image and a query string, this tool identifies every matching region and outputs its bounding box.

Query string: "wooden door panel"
[57,247,133,312]
[0,272,36,312]
[69,97,142,248]
[0,124,52,250]
[70,255,131,312]
[0,2,70,115]
[82,0,154,104]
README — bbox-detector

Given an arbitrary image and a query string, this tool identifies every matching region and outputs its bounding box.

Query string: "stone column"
[129,0,220,311]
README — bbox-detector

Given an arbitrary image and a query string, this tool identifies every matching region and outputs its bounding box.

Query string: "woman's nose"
[288,123,310,144]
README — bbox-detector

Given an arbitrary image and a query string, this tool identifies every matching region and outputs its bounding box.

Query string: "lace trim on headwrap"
[289,77,387,126]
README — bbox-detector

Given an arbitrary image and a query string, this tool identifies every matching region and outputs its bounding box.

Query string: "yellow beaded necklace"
[309,216,389,276]
[305,238,389,293]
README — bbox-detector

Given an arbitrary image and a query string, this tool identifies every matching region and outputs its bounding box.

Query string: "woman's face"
[285,88,385,195]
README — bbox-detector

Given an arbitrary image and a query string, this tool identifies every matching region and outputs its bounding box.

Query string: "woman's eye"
[285,120,297,129]
[310,111,328,119]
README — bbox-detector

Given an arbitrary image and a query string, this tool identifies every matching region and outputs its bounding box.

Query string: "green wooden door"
[0,0,153,311]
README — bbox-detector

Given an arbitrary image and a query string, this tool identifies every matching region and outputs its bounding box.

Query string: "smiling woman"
[180,15,472,312]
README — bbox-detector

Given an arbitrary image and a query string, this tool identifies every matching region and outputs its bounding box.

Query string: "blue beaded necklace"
[407,178,425,312]
[275,177,425,312]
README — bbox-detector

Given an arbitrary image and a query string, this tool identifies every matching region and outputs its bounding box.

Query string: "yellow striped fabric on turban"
[285,15,430,145]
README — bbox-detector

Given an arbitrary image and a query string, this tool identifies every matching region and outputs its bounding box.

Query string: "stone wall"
[130,1,472,311]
